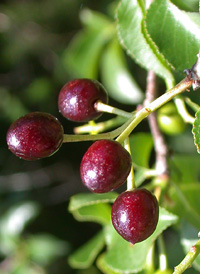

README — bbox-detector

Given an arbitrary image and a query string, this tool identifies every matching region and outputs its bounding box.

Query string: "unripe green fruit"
[157,102,186,135]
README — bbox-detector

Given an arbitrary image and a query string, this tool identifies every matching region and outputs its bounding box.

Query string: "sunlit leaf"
[101,39,144,104]
[80,8,112,31]
[146,0,200,71]
[62,26,114,79]
[0,201,40,237]
[117,0,174,84]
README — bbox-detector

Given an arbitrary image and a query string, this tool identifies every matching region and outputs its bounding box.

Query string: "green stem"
[173,239,200,274]
[116,77,192,144]
[74,116,128,134]
[174,97,195,124]
[124,138,135,190]
[185,97,200,112]
[94,101,133,118]
[63,113,136,143]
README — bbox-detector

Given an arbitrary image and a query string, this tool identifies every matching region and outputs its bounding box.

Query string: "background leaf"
[168,183,200,229]
[68,193,118,225]
[101,39,144,104]
[146,0,200,72]
[129,133,153,168]
[79,9,112,31]
[69,231,105,269]
[62,26,114,78]
[169,155,200,183]
[117,0,174,83]
[26,234,69,265]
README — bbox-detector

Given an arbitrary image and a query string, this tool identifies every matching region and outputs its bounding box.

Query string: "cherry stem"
[185,97,200,112]
[74,116,127,134]
[116,77,193,144]
[173,238,200,274]
[174,97,195,124]
[94,100,133,118]
[63,113,136,143]
[124,137,135,190]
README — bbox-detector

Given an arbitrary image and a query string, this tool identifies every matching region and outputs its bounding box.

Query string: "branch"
[173,239,200,274]
[144,70,169,176]
[116,77,193,144]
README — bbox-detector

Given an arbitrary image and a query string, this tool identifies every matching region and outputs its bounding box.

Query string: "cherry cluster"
[6,79,159,245]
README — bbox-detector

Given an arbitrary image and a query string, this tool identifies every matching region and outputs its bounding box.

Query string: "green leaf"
[193,109,200,154]
[0,88,28,122]
[0,202,40,255]
[26,234,69,265]
[117,0,174,84]
[69,231,105,269]
[181,221,200,271]
[68,193,118,225]
[168,183,200,229]
[101,39,144,104]
[80,9,112,31]
[97,253,122,274]
[78,266,102,274]
[146,0,200,72]
[170,0,199,12]
[8,263,45,274]
[103,208,178,273]
[62,25,114,79]
[129,133,153,168]
[169,154,200,183]
[25,77,53,103]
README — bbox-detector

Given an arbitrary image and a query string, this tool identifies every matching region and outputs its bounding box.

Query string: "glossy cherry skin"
[80,140,132,193]
[6,112,64,160]
[111,189,159,244]
[58,79,108,122]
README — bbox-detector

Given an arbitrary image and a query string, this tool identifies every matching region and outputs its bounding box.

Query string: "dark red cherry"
[6,112,64,160]
[111,189,159,244]
[80,139,132,193]
[58,79,108,122]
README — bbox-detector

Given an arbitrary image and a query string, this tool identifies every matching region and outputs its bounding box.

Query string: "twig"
[116,77,193,144]
[144,70,169,176]
[173,239,200,274]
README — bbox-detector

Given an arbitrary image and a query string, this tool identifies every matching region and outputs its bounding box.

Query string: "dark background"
[0,0,117,273]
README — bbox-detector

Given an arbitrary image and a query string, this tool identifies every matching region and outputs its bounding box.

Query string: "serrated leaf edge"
[116,0,174,82]
[192,110,200,154]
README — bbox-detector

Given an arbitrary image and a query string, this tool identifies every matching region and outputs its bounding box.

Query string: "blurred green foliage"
[0,0,116,273]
